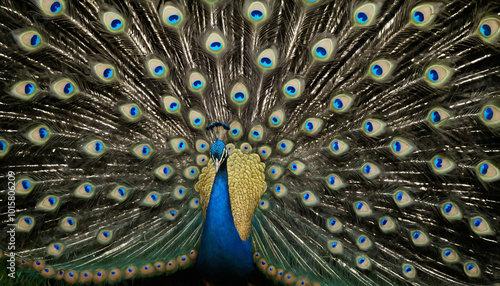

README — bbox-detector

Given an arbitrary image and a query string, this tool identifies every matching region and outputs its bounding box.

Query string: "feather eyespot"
[393,189,413,207]
[402,263,417,279]
[162,96,181,115]
[441,248,459,263]
[282,78,304,99]
[132,143,153,159]
[301,118,323,135]
[27,125,51,145]
[272,183,287,198]
[356,255,372,270]
[463,261,481,278]
[330,93,353,113]
[92,63,117,82]
[325,173,344,190]
[410,230,430,247]
[327,239,344,255]
[141,191,161,207]
[353,3,379,26]
[470,216,494,236]
[410,3,440,27]
[424,64,452,87]
[37,195,60,211]
[13,30,44,51]
[50,78,78,99]
[205,32,226,55]
[356,235,373,250]
[16,215,35,232]
[109,185,129,202]
[184,166,199,179]
[268,109,285,128]
[147,59,168,79]
[390,137,414,157]
[379,216,397,233]
[257,48,278,71]
[154,164,174,180]
[59,216,77,232]
[37,0,65,16]
[329,139,349,155]
[230,82,249,106]
[102,12,125,33]
[165,208,179,221]
[248,125,264,142]
[15,176,35,195]
[9,80,40,100]
[258,146,272,160]
[479,104,500,127]
[353,201,372,217]
[247,2,268,24]
[311,37,336,61]
[430,155,455,174]
[440,202,463,221]
[368,59,394,80]
[188,110,206,129]
[74,182,95,199]
[188,72,207,94]
[267,165,284,180]
[362,118,385,137]
[0,138,10,158]
[477,17,500,43]
[326,217,343,233]
[161,5,184,28]
[361,162,380,179]
[300,191,319,206]
[476,160,500,182]
[229,121,244,140]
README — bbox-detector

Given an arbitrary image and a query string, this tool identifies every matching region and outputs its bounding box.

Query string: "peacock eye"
[197,154,209,166]
[83,139,107,157]
[188,72,207,94]
[141,191,162,207]
[463,261,481,278]
[301,118,324,135]
[50,78,78,99]
[27,125,51,145]
[470,216,494,236]
[356,235,373,250]
[325,173,345,190]
[390,137,414,157]
[259,199,270,210]
[188,110,206,129]
[267,165,284,180]
[162,96,181,115]
[16,215,35,232]
[93,63,117,82]
[368,59,395,81]
[353,3,378,26]
[205,32,226,55]
[165,208,179,221]
[97,229,113,245]
[9,80,40,100]
[240,142,253,153]
[47,242,64,257]
[424,64,452,87]
[13,30,43,51]
[330,94,353,113]
[353,201,372,217]
[190,197,201,209]
[258,145,272,160]
[37,195,60,211]
[229,121,244,140]
[102,12,125,33]
[356,255,372,270]
[440,202,463,221]
[230,82,249,107]
[154,164,174,180]
[74,182,95,199]
[476,160,500,182]
[59,216,77,232]
[479,104,500,127]
[172,186,188,200]
[196,140,209,153]
[282,78,304,99]
[184,166,199,179]
[410,3,440,27]
[268,109,285,128]
[169,138,188,154]
[257,48,278,71]
[147,59,168,79]
[410,230,430,247]
[427,107,452,127]
[300,191,319,206]
[401,264,417,279]
[247,2,268,24]
[393,189,413,207]
[161,5,184,28]
[109,185,129,202]
[379,216,397,233]
[329,139,349,155]
[288,160,306,175]
[119,103,142,122]
[327,239,344,255]
[249,125,264,142]
[361,162,380,179]
[37,0,66,16]
[430,154,455,174]
[0,137,10,158]
[477,17,500,43]
[311,37,337,61]
[272,183,288,198]
[326,217,343,233]
[362,118,385,137]
[441,247,459,263]
[131,143,153,159]
[276,139,294,155]
[16,176,35,195]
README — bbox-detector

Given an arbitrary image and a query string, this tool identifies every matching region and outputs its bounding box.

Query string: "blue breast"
[197,162,255,280]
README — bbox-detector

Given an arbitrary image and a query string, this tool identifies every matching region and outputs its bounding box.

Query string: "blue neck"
[197,162,255,279]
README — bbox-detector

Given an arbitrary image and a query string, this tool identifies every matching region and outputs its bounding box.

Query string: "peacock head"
[206,122,230,173]
[210,139,227,173]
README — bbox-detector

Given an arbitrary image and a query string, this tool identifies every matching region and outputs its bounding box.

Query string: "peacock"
[1,0,500,285]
